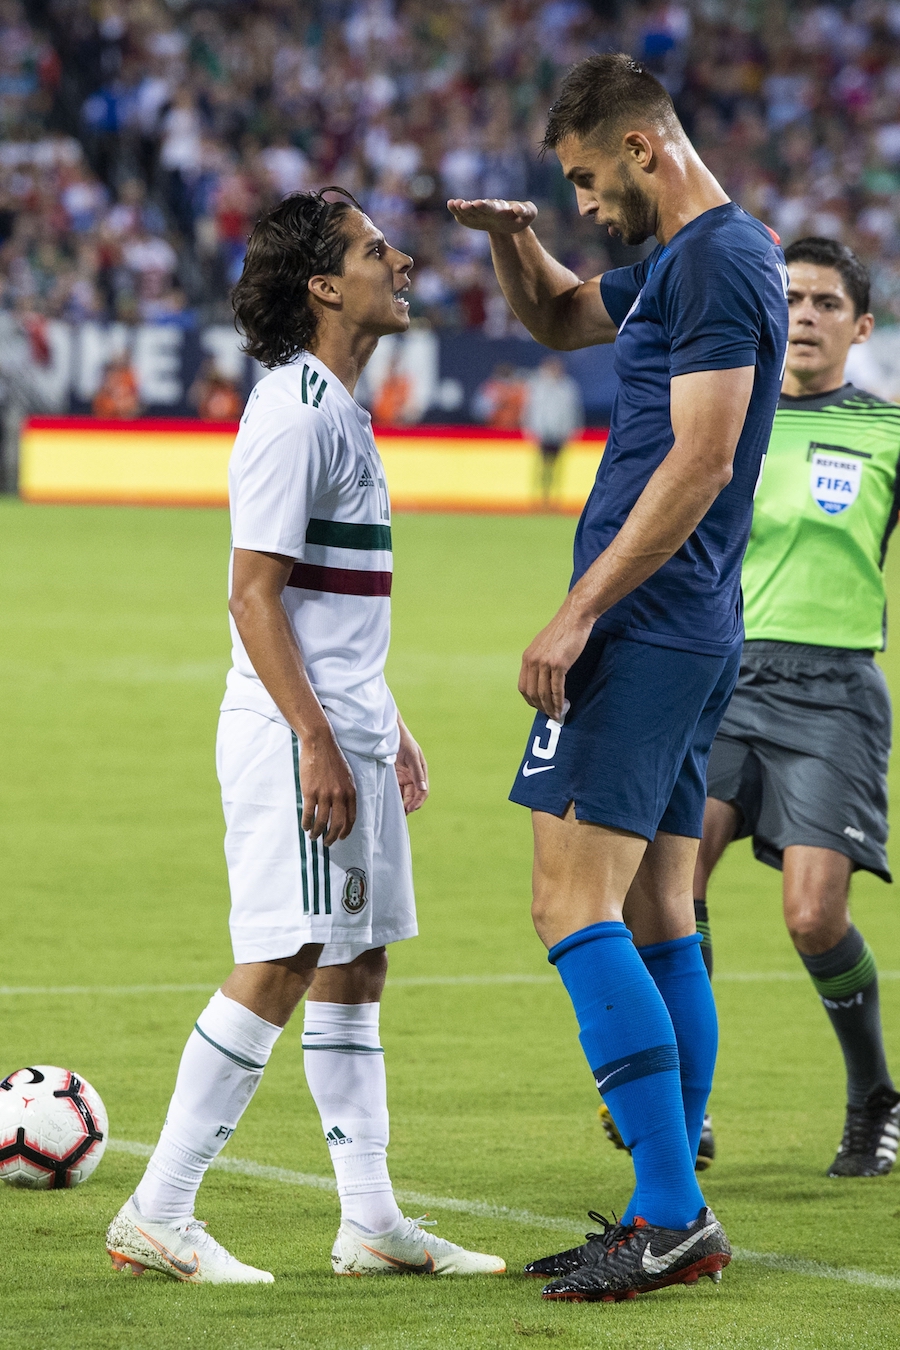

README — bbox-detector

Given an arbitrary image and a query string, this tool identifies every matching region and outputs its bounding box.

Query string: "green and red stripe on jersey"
[287,517,392,596]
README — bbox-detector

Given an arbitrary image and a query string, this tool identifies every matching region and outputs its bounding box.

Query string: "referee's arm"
[447,198,617,349]
[519,365,755,719]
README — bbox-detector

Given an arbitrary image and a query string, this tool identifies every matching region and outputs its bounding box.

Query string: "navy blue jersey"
[577,202,788,656]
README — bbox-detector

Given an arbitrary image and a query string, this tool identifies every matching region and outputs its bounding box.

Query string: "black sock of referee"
[799,925,894,1108]
[693,899,712,977]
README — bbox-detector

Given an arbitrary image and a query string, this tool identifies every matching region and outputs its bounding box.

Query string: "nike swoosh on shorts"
[521,763,555,777]
[641,1222,717,1276]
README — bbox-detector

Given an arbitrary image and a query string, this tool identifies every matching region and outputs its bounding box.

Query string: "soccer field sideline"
[104,1138,900,1294]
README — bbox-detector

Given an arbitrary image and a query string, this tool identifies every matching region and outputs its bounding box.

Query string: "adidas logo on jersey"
[326,1126,353,1147]
[358,467,375,487]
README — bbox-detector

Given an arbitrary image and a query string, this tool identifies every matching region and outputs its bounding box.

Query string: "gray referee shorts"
[706,640,892,882]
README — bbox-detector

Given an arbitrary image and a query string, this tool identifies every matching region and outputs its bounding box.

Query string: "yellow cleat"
[597,1104,715,1171]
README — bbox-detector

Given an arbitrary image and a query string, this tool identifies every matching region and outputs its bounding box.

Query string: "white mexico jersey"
[221,351,399,761]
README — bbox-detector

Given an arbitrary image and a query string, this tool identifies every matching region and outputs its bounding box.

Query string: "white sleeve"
[230,402,333,558]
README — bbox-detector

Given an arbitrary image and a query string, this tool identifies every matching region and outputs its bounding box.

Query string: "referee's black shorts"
[706,640,892,882]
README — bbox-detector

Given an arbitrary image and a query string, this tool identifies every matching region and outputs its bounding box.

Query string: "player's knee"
[338,946,389,1000]
[356,945,388,982]
[785,904,832,950]
[530,881,561,944]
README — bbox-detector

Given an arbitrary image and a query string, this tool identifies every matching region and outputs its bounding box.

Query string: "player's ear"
[623,131,653,169]
[308,274,342,308]
[851,312,875,345]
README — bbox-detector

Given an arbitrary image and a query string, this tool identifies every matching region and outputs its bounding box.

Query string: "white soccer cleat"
[331,1213,506,1276]
[106,1197,274,1284]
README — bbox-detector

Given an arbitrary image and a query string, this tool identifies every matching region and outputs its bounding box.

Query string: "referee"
[694,238,900,1177]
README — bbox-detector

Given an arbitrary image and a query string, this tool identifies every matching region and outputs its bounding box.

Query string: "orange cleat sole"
[109,1250,147,1276]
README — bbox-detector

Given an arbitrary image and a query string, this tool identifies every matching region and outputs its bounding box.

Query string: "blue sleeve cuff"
[548,920,633,965]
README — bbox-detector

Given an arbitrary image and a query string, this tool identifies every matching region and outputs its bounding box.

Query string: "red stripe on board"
[25,416,240,434]
[287,562,392,596]
[25,416,608,440]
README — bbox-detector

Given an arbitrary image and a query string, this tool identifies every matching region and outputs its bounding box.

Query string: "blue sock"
[638,933,718,1166]
[549,921,705,1231]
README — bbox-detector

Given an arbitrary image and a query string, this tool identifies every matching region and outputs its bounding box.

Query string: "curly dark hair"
[232,188,361,368]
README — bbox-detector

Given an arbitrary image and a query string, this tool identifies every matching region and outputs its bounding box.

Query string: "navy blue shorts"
[509,631,741,840]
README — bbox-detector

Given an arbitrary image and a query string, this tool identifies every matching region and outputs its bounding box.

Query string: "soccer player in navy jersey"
[450,54,788,1302]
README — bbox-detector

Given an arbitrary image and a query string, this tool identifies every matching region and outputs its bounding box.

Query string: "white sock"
[302,1000,401,1235]
[133,991,282,1222]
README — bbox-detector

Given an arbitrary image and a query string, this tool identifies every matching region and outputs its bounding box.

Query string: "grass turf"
[0,499,898,1349]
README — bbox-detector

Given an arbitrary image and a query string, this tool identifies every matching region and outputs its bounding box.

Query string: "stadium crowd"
[1,0,899,331]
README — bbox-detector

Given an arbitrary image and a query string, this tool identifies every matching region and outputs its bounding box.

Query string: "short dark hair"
[232,189,360,368]
[542,53,677,155]
[783,237,870,318]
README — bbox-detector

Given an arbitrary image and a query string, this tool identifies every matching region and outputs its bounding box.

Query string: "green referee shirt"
[742,383,900,650]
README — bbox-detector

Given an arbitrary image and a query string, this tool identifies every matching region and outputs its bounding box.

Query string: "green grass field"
[1,499,899,1349]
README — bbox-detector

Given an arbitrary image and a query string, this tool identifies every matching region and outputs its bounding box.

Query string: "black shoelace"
[583,1211,634,1251]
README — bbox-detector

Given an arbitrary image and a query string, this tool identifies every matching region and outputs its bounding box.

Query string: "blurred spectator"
[0,0,895,337]
[93,353,140,419]
[372,355,413,425]
[474,363,528,430]
[189,360,243,420]
[523,356,584,508]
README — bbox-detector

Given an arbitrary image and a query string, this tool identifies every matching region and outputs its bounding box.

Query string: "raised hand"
[447,198,538,234]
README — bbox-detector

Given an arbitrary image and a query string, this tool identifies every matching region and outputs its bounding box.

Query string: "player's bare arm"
[520,364,756,719]
[394,712,428,814]
[447,198,618,349]
[229,546,356,845]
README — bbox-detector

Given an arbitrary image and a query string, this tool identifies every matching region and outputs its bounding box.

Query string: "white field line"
[0,983,220,997]
[3,971,900,997]
[730,1248,900,1291]
[106,1139,900,1292]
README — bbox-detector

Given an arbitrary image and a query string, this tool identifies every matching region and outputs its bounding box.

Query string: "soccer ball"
[0,1065,108,1189]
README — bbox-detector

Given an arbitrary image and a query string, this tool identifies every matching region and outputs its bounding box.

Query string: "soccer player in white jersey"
[105,189,505,1284]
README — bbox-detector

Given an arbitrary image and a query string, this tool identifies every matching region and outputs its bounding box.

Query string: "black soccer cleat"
[696,1114,715,1171]
[541,1206,731,1303]
[523,1212,629,1279]
[599,1104,715,1172]
[827,1085,900,1177]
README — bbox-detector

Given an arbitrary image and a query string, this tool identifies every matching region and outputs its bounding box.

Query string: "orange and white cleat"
[106,1197,274,1284]
[331,1213,505,1276]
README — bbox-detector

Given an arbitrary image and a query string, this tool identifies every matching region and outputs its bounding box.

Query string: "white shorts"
[216,709,417,966]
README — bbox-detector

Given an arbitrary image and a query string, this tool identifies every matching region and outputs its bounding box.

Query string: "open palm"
[447,198,538,233]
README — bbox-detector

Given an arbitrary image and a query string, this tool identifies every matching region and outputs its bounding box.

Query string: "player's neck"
[308,329,380,398]
[781,365,847,398]
[654,152,730,246]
